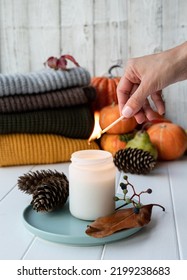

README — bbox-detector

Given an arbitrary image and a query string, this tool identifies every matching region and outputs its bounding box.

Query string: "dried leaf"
[44,54,80,70]
[86,204,163,238]
[44,56,58,69]
[57,56,67,70]
[61,54,80,67]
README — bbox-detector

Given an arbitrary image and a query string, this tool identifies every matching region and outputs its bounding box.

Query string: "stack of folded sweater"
[0,67,99,166]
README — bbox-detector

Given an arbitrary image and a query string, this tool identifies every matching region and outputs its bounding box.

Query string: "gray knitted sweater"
[0,67,90,96]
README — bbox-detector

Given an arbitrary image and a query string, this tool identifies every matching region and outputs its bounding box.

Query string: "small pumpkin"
[99,104,138,134]
[91,65,121,111]
[147,122,187,160]
[100,134,133,156]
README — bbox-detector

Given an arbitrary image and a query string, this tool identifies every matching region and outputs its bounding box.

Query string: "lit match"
[88,115,124,144]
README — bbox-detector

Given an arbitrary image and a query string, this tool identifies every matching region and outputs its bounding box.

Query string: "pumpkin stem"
[119,131,136,143]
[141,122,152,131]
[108,64,122,78]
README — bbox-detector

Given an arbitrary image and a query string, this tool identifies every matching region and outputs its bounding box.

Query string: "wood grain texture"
[128,0,162,57]
[0,0,187,125]
[0,0,30,73]
[162,0,187,127]
[60,0,94,73]
[28,0,60,71]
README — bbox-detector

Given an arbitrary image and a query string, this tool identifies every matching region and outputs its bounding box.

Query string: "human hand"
[117,42,187,123]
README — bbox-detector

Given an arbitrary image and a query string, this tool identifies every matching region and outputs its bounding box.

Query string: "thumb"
[121,84,148,118]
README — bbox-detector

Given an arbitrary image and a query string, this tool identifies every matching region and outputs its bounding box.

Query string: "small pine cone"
[17,169,68,194]
[31,176,69,212]
[114,147,157,175]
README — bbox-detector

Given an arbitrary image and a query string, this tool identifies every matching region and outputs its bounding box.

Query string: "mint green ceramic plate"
[22,200,142,246]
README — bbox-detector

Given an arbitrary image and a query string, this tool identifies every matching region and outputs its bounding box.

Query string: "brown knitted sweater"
[0,86,96,113]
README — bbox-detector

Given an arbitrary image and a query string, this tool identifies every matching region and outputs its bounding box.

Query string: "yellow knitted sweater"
[0,134,99,167]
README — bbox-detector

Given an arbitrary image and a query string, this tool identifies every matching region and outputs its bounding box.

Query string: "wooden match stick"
[100,115,124,135]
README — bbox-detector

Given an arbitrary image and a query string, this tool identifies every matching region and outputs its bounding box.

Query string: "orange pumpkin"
[100,134,127,156]
[147,122,187,160]
[99,104,138,134]
[91,65,121,111]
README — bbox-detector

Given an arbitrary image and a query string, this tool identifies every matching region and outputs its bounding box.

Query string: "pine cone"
[17,169,68,194]
[114,147,157,175]
[31,176,69,212]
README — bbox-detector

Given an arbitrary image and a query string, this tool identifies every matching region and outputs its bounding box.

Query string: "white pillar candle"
[69,150,116,221]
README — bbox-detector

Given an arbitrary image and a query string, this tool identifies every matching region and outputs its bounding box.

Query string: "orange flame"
[88,111,102,144]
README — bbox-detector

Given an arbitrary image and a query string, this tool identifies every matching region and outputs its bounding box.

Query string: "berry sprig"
[86,175,165,238]
[114,175,165,213]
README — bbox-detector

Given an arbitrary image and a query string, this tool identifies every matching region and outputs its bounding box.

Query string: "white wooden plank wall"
[0,0,187,127]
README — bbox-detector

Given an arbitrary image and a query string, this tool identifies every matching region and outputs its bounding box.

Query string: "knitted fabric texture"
[0,86,96,113]
[0,67,90,96]
[0,134,99,166]
[0,106,94,138]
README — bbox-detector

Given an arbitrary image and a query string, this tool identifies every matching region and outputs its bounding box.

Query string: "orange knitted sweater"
[0,134,99,167]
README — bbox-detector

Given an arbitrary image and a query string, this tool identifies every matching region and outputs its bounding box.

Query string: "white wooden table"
[0,157,187,260]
